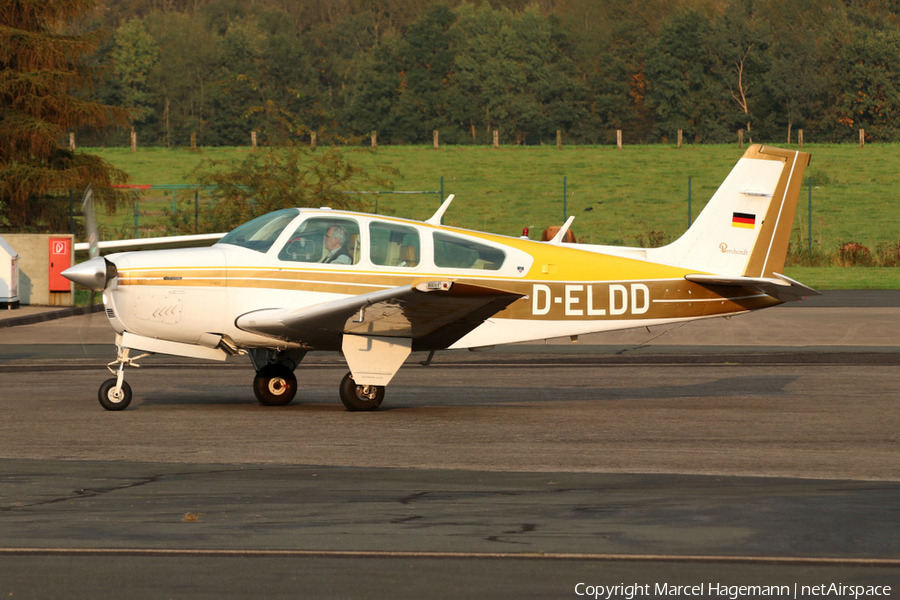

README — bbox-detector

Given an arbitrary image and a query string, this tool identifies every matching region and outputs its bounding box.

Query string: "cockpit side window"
[370,222,420,268]
[217,209,300,253]
[278,217,361,264]
[433,232,505,270]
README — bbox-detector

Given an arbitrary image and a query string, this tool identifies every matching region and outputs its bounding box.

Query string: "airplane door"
[49,237,72,292]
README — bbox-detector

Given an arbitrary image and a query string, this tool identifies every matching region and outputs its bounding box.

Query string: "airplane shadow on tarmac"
[131,373,798,410]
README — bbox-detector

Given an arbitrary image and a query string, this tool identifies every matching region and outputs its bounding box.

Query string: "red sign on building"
[49,237,71,292]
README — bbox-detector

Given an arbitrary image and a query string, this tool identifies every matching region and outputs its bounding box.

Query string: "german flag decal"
[732,212,756,229]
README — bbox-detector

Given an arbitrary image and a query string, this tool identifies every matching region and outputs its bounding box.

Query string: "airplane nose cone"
[62,257,115,291]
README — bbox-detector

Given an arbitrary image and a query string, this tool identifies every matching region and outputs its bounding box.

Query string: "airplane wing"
[685,272,820,302]
[235,280,524,350]
[74,233,225,257]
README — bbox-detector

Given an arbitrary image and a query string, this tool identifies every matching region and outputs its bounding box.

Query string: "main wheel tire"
[253,364,298,406]
[339,372,385,412]
[98,378,132,411]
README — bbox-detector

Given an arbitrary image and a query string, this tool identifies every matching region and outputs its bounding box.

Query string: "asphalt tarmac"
[0,292,898,599]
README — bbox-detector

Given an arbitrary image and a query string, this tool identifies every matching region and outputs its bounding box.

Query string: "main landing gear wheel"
[253,364,298,406]
[98,378,132,411]
[339,372,385,412]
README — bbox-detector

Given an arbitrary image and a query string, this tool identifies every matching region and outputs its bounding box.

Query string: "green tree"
[192,145,380,231]
[342,34,405,141]
[449,4,515,140]
[834,27,900,141]
[388,4,457,143]
[645,9,731,142]
[192,89,394,231]
[717,0,772,142]
[112,18,160,126]
[503,7,586,143]
[762,0,843,141]
[145,11,222,146]
[0,0,128,230]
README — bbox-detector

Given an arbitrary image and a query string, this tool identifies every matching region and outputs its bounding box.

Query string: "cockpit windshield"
[216,209,300,253]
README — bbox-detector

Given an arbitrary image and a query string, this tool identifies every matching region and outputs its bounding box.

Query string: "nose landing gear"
[98,345,149,411]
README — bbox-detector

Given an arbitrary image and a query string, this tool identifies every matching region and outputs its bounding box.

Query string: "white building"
[0,235,20,309]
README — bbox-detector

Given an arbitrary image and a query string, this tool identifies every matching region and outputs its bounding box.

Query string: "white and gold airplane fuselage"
[65,144,816,411]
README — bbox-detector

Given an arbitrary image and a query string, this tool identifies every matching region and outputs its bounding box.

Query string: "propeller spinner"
[62,256,116,291]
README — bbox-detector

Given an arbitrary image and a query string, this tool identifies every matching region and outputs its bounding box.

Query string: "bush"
[875,240,900,267]
[837,242,874,266]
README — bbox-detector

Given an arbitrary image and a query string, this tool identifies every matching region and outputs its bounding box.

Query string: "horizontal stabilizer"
[685,272,820,302]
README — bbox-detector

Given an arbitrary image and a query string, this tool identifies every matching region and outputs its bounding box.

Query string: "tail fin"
[651,144,810,278]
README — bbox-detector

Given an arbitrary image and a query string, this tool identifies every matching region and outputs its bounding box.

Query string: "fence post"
[799,129,804,148]
[859,129,865,148]
[251,130,257,149]
[191,132,197,151]
[493,129,499,148]
[433,130,439,150]
[738,129,744,149]
[69,132,75,150]
[371,131,377,149]
[557,130,562,150]
[311,131,317,150]
[616,129,623,149]
[677,130,683,149]
[130,127,137,152]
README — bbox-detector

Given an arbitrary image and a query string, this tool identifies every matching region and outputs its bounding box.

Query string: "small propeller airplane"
[64,144,817,411]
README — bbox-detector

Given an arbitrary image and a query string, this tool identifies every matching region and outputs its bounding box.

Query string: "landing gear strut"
[98,345,149,411]
[339,372,385,412]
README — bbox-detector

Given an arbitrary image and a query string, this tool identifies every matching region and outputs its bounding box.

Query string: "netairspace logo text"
[574,582,892,600]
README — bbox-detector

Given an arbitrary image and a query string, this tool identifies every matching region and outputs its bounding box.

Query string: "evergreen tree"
[0,0,128,230]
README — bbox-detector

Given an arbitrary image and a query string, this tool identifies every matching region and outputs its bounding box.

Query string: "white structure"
[0,235,20,309]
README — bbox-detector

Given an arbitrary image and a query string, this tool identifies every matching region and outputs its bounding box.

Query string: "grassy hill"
[86,143,900,288]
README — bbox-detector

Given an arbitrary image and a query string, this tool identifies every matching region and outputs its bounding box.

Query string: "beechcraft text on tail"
[63,144,817,411]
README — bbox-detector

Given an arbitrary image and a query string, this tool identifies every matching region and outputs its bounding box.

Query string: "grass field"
[86,143,900,288]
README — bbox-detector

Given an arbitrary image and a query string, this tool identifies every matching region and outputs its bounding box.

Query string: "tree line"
[83,0,900,148]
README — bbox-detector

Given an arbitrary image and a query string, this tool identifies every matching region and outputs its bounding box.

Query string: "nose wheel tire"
[99,378,132,411]
[253,364,298,406]
[339,372,385,412]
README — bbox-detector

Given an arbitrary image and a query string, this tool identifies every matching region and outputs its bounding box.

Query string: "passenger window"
[433,232,505,270]
[370,222,420,267]
[278,217,360,265]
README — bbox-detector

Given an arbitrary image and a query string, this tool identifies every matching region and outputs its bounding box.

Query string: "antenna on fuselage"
[425,194,455,226]
[548,215,575,245]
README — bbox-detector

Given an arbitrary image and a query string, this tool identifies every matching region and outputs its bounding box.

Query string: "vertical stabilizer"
[649,145,810,277]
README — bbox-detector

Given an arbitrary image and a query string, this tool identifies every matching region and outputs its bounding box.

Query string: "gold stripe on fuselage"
[117,263,779,322]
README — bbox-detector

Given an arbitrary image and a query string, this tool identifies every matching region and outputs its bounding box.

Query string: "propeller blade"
[81,184,99,259]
